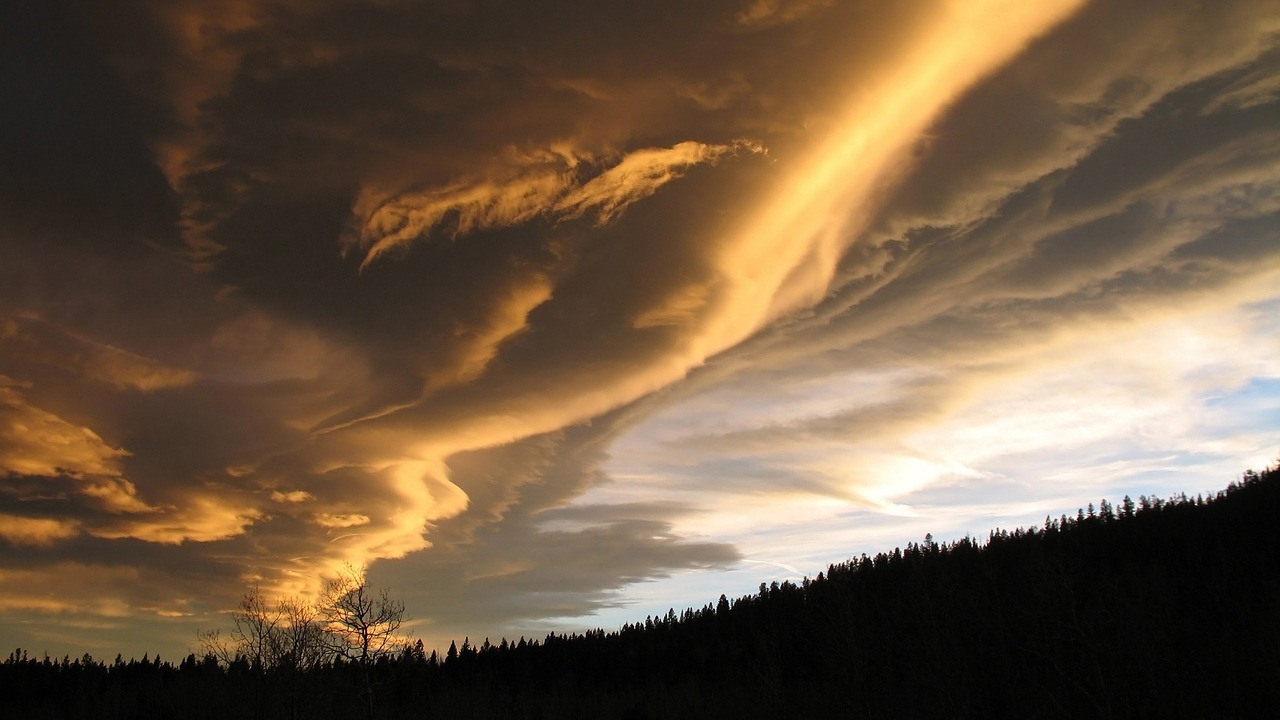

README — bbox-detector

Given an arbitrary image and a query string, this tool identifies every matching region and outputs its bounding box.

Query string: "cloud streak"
[353,139,765,268]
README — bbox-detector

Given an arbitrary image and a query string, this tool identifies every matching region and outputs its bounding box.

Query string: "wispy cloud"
[554,140,764,225]
[353,139,764,268]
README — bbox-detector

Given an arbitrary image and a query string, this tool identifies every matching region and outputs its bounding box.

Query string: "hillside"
[4,464,1278,719]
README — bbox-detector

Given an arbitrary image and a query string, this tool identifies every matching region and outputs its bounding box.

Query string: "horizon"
[9,468,1266,664]
[3,0,1279,663]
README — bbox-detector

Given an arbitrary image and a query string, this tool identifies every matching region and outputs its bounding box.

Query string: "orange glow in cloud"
[419,0,1089,447]
[90,494,262,545]
[0,379,128,478]
[354,140,762,269]
[330,0,1091,583]
[140,0,1090,600]
[553,140,764,225]
[700,0,1088,360]
[0,514,80,547]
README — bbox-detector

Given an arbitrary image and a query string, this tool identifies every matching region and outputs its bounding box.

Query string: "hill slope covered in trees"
[4,464,1278,719]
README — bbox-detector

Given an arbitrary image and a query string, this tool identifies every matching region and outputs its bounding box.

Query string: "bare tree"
[276,595,328,671]
[318,564,406,664]
[318,564,407,719]
[198,585,327,672]
[199,565,409,718]
[198,585,281,669]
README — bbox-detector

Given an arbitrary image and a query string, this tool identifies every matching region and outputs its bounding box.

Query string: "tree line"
[3,464,1277,718]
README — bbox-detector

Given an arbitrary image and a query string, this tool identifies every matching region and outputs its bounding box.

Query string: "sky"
[2,0,1279,661]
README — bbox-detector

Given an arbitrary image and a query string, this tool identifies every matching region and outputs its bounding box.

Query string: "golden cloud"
[81,478,157,515]
[355,171,574,268]
[353,140,765,268]
[427,273,556,392]
[90,494,263,545]
[271,489,316,503]
[315,512,371,529]
[0,378,128,478]
[554,140,765,225]
[0,514,80,547]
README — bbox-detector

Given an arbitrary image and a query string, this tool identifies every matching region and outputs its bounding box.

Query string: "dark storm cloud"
[0,3,178,250]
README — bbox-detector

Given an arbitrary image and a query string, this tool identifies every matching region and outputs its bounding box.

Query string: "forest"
[3,463,1277,719]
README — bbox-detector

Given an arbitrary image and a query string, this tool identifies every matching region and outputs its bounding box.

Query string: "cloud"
[90,494,263,545]
[0,514,80,547]
[0,317,195,392]
[314,512,370,529]
[0,378,129,478]
[271,490,314,503]
[554,140,765,225]
[353,139,764,268]
[868,0,1280,240]
[1203,56,1280,114]
[580,6,1280,574]
[353,170,573,268]
[735,0,834,28]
